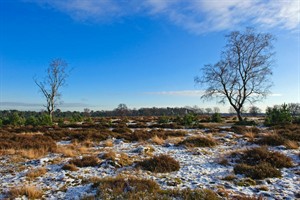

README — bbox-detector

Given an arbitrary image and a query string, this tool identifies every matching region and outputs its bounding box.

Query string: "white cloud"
[28,0,300,33]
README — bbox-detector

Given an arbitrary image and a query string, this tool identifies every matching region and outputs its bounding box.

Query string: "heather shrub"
[89,177,219,200]
[137,154,180,173]
[69,156,99,167]
[93,177,160,197]
[239,146,293,168]
[178,136,217,147]
[234,162,281,179]
[0,134,57,152]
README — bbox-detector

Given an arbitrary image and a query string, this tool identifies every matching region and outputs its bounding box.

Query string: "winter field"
[0,116,299,200]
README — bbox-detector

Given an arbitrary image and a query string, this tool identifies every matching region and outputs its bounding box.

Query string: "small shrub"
[8,186,43,199]
[234,162,281,179]
[158,116,170,124]
[62,163,78,171]
[178,136,217,147]
[222,174,236,181]
[94,176,160,199]
[70,156,99,167]
[211,113,222,123]
[265,103,292,126]
[235,178,256,186]
[239,146,293,168]
[137,154,180,173]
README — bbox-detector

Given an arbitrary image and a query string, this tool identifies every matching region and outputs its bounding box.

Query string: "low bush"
[234,162,281,179]
[137,154,180,173]
[239,146,293,168]
[69,156,99,167]
[89,177,219,200]
[235,178,256,186]
[265,103,292,126]
[178,136,217,147]
[0,134,57,152]
[211,113,222,123]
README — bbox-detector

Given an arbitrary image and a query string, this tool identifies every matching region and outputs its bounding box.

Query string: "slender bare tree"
[195,28,275,121]
[34,59,69,122]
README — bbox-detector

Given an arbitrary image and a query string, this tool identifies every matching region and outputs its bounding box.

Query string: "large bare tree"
[34,59,69,122]
[195,28,275,121]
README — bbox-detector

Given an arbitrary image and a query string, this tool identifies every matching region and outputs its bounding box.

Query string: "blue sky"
[0,0,299,112]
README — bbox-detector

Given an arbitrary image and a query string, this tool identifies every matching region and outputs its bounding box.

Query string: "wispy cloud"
[27,0,300,33]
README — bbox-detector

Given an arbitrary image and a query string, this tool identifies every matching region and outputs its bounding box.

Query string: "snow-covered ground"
[0,128,299,199]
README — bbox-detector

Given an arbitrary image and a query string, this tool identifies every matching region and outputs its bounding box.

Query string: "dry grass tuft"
[103,139,114,147]
[8,186,43,199]
[56,145,77,157]
[151,135,165,145]
[284,140,299,149]
[244,131,256,142]
[20,148,48,159]
[26,167,47,180]
[102,150,117,161]
[62,163,79,171]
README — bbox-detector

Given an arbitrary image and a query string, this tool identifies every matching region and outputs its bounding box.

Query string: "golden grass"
[165,136,184,145]
[9,186,43,199]
[151,135,165,145]
[62,163,78,171]
[56,145,77,157]
[20,148,48,159]
[244,131,256,142]
[118,152,133,166]
[284,140,299,149]
[26,167,47,180]
[102,150,117,161]
[103,139,114,147]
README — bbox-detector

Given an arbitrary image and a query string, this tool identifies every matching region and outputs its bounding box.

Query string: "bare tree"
[249,106,262,116]
[288,103,300,117]
[34,59,69,122]
[195,28,274,121]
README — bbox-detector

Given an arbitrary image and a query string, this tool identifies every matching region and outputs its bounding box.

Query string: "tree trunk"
[236,110,243,122]
[49,110,53,123]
